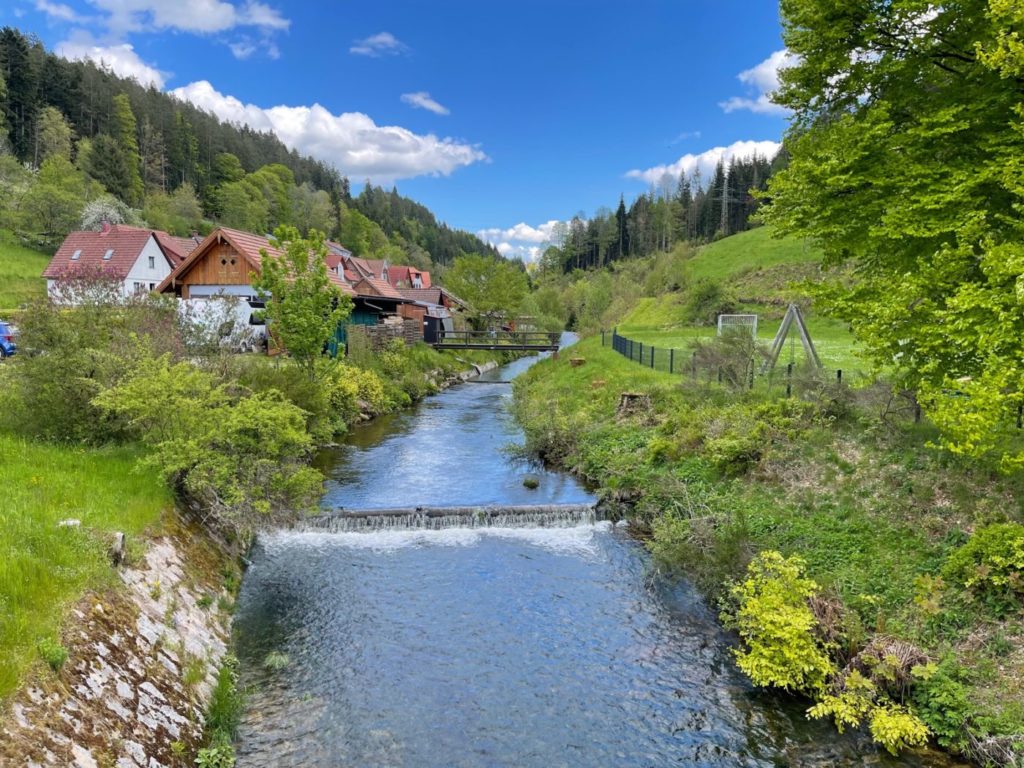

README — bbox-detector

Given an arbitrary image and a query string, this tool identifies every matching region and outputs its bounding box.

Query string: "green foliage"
[195,743,235,768]
[252,226,352,377]
[94,353,322,532]
[263,650,289,671]
[721,551,835,694]
[942,523,1024,612]
[36,637,68,671]
[763,0,1024,468]
[868,702,930,756]
[204,656,243,740]
[33,106,72,164]
[682,278,734,325]
[443,253,529,323]
[0,230,49,312]
[912,659,974,751]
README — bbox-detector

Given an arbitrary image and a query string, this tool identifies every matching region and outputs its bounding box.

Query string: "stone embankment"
[1,526,233,768]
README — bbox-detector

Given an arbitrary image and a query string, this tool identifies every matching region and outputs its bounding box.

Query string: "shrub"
[37,637,68,671]
[195,743,235,768]
[942,522,1024,613]
[868,702,930,755]
[683,278,735,325]
[721,551,835,694]
[911,658,973,751]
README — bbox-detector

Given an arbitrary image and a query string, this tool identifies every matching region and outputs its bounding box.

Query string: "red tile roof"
[387,265,432,289]
[153,231,201,264]
[399,287,469,308]
[157,227,356,296]
[354,277,406,300]
[43,225,169,279]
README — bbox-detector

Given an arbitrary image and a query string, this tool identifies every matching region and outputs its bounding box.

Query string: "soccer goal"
[717,313,758,338]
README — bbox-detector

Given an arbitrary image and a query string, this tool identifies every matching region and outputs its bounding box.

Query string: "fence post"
[837,369,842,384]
[717,367,723,384]
[650,346,655,369]
[692,351,697,377]
[669,348,674,374]
[749,359,755,390]
[602,329,605,347]
[639,342,644,364]
[786,362,794,397]
[1018,403,1023,430]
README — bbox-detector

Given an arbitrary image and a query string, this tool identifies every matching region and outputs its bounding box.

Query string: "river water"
[233,348,959,767]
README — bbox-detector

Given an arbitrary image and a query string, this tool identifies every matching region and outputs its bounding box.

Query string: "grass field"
[613,229,864,374]
[0,231,49,315]
[0,434,171,700]
[685,226,822,282]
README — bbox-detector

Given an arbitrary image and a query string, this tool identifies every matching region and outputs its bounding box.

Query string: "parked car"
[0,321,17,358]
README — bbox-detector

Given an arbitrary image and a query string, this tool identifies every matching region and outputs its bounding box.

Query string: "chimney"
[101,220,111,234]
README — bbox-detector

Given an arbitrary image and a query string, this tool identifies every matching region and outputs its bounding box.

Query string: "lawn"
[0,434,171,700]
[0,230,49,315]
[685,226,822,282]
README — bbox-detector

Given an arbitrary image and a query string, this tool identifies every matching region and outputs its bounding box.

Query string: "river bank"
[0,344,508,767]
[512,335,1024,766]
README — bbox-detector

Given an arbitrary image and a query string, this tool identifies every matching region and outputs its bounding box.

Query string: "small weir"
[298,503,598,531]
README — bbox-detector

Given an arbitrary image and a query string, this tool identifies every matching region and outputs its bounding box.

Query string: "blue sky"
[7,0,792,259]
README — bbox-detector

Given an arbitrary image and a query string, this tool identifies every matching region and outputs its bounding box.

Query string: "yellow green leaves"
[722,551,835,694]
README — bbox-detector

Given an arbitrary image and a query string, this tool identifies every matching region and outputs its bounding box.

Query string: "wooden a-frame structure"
[764,303,822,371]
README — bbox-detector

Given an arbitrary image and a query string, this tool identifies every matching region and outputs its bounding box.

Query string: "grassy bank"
[0,433,172,699]
[514,335,1024,764]
[0,231,49,315]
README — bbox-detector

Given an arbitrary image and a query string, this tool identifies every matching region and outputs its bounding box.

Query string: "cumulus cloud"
[401,91,449,116]
[478,220,564,263]
[87,0,289,34]
[57,33,166,88]
[625,139,782,186]
[719,49,799,116]
[478,220,563,245]
[350,31,408,57]
[170,80,487,183]
[36,0,86,22]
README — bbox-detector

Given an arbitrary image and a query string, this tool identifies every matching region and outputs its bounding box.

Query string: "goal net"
[717,313,758,338]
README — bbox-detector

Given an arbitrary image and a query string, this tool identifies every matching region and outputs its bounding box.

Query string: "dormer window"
[103,249,114,260]
[71,249,81,261]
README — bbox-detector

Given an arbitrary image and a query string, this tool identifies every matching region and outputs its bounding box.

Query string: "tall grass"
[0,433,171,699]
[0,230,50,315]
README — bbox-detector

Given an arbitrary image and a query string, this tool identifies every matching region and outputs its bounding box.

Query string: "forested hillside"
[0,27,497,266]
[539,151,783,273]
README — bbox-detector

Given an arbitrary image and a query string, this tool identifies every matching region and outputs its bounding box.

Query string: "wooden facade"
[176,242,257,299]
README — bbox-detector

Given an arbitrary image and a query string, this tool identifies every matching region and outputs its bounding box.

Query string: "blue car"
[0,321,17,359]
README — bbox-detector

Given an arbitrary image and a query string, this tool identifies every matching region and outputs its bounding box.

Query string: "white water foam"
[260,520,613,558]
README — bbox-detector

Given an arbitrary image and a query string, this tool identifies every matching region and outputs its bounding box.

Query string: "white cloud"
[170,80,487,183]
[625,139,782,186]
[401,91,449,116]
[88,0,289,35]
[478,220,563,245]
[350,31,408,57]
[36,0,86,22]
[57,33,166,87]
[478,220,564,263]
[228,39,256,59]
[720,49,799,116]
[669,130,701,145]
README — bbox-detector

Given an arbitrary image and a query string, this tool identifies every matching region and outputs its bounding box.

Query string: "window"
[103,249,113,261]
[133,282,144,294]
[148,255,155,269]
[149,283,155,291]
[70,249,82,261]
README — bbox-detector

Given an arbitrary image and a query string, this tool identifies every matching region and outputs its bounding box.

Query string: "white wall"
[125,236,173,295]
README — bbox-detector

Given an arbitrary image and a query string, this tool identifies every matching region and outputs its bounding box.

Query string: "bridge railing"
[434,330,561,348]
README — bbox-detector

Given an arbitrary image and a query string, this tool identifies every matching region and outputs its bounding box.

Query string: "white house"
[42,224,193,301]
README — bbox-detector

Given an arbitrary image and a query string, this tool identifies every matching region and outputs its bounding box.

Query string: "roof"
[399,286,469,309]
[43,225,170,279]
[157,227,356,296]
[354,276,406,300]
[387,265,432,289]
[153,231,201,264]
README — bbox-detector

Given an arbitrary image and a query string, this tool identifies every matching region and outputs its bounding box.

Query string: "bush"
[721,551,835,693]
[942,522,1024,613]
[37,637,68,671]
[683,278,735,325]
[94,354,322,534]
[912,658,973,751]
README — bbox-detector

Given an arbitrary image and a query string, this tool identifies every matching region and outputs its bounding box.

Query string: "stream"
[232,343,961,767]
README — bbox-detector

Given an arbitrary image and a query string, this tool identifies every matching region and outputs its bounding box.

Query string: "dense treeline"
[0,26,497,267]
[540,151,783,274]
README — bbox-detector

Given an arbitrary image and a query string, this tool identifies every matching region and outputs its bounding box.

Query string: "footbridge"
[431,330,561,352]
